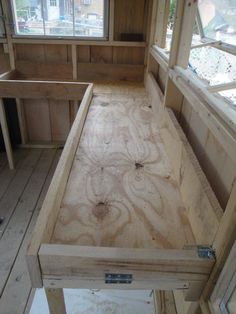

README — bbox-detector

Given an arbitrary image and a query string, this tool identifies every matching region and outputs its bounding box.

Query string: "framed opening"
[10,0,109,39]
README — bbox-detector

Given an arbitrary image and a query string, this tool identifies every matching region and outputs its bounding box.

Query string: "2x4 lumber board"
[0,149,56,297]
[207,81,236,93]
[45,288,66,314]
[1,0,15,69]
[176,0,198,68]
[202,182,236,301]
[160,109,222,245]
[210,241,236,313]
[77,63,144,82]
[39,245,213,300]
[169,68,236,162]
[155,0,170,48]
[0,80,88,100]
[12,38,146,47]
[71,44,78,80]
[0,150,61,314]
[109,0,115,41]
[154,290,177,314]
[39,245,214,276]
[0,99,14,169]
[27,84,93,288]
[168,0,185,68]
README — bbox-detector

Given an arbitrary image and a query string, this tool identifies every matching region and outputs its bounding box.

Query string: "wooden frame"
[210,241,236,313]
[25,81,223,314]
[0,71,91,168]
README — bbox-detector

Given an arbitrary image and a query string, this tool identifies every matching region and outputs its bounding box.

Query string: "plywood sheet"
[24,99,51,142]
[51,92,195,249]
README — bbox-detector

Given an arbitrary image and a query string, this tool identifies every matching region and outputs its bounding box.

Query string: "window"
[0,2,5,37]
[49,0,57,7]
[11,0,107,38]
[198,0,236,46]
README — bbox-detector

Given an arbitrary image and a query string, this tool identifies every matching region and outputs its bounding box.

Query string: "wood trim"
[202,182,236,301]
[207,81,236,93]
[39,244,214,301]
[0,80,88,100]
[108,0,115,42]
[210,241,236,313]
[26,84,93,287]
[155,0,170,48]
[12,38,146,47]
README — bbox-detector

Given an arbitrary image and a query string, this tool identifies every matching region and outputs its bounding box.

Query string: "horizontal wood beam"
[27,84,93,288]
[207,81,236,93]
[0,80,89,100]
[39,244,215,301]
[12,38,146,47]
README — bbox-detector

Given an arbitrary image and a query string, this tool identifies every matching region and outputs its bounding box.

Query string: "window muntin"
[11,0,106,38]
[198,0,236,46]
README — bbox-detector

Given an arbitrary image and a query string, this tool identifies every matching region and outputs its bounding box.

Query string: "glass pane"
[198,0,236,45]
[74,0,104,37]
[44,0,73,36]
[13,0,44,35]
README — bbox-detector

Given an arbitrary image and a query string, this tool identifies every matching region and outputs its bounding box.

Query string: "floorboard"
[0,148,60,314]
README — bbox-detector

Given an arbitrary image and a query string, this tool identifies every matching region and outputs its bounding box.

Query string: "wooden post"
[109,0,115,42]
[45,288,66,314]
[0,99,14,169]
[155,0,170,48]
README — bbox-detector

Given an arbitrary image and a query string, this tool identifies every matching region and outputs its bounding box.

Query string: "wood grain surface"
[51,88,195,249]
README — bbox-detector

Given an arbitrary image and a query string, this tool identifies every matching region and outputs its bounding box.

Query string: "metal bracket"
[197,246,215,259]
[105,273,133,284]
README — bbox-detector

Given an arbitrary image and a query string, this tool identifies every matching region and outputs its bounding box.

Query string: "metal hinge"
[197,246,215,259]
[105,273,133,284]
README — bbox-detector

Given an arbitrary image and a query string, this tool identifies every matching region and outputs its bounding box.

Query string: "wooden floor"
[0,148,60,314]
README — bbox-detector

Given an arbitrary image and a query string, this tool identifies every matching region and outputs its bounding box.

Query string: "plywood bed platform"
[51,89,194,249]
[26,82,222,313]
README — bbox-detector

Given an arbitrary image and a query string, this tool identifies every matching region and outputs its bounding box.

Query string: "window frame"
[10,0,109,40]
[196,3,236,56]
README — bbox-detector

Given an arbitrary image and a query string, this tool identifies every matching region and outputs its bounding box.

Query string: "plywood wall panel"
[44,45,70,63]
[90,46,113,63]
[114,0,148,41]
[15,44,45,62]
[77,46,90,63]
[23,99,51,142]
[49,100,70,141]
[113,47,145,65]
[180,98,236,209]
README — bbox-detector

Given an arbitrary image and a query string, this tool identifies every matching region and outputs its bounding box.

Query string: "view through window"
[11,0,105,37]
[198,0,236,46]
